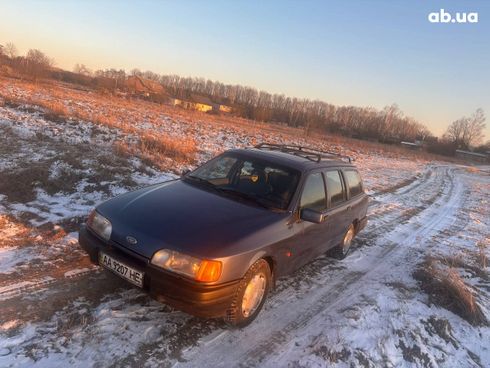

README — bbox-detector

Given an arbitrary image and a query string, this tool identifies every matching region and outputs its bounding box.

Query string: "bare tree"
[142,70,160,81]
[73,63,92,76]
[24,49,54,81]
[445,109,486,149]
[93,68,126,90]
[130,68,142,77]
[463,108,486,147]
[445,118,467,148]
[5,42,18,58]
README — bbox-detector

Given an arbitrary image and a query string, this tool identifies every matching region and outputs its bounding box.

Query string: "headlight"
[87,210,112,241]
[151,249,222,282]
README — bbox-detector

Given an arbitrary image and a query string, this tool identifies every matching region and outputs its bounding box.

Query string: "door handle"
[347,206,352,211]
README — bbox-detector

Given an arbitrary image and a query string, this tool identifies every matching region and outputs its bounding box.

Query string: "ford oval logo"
[126,236,138,245]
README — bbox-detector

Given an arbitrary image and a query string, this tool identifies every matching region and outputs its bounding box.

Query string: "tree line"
[1,42,487,152]
[0,42,54,81]
[132,70,433,143]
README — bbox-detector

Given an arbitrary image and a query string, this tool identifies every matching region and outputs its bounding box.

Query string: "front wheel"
[225,259,271,328]
[328,223,355,260]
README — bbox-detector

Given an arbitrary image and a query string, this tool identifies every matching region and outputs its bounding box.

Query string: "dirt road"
[2,164,488,367]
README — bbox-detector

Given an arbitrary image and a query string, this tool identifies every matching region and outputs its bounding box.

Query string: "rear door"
[342,169,369,225]
[323,169,349,248]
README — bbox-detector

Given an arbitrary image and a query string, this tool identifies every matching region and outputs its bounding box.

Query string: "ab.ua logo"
[428,9,478,23]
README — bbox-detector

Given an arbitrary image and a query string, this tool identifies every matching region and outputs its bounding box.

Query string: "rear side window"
[325,171,345,206]
[344,170,363,197]
[300,173,327,211]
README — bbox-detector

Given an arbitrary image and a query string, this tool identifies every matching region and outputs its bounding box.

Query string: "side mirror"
[181,169,190,177]
[300,208,324,224]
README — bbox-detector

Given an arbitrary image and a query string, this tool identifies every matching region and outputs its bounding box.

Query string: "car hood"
[97,180,288,259]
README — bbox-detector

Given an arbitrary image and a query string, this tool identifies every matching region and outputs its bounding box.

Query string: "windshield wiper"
[185,175,215,187]
[216,188,271,209]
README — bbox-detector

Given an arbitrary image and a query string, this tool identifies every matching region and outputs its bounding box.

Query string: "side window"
[300,173,327,211]
[325,170,345,206]
[344,170,363,197]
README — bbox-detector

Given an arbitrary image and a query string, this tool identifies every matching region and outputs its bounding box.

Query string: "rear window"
[300,173,327,211]
[344,170,363,197]
[325,170,345,206]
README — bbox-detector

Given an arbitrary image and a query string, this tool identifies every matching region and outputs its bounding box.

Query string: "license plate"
[99,252,144,288]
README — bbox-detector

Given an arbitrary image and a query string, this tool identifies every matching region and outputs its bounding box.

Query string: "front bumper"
[79,225,239,318]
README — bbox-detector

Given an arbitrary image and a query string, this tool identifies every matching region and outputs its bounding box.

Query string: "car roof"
[227,148,356,172]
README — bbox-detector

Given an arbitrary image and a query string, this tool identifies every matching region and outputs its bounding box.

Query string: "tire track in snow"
[0,257,97,301]
[354,166,451,249]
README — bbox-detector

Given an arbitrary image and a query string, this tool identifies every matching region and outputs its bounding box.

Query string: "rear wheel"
[329,223,355,260]
[225,259,271,328]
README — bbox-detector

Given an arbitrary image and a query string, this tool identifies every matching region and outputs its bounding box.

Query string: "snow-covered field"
[0,79,489,367]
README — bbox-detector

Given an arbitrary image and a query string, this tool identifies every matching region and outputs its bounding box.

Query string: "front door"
[295,172,329,270]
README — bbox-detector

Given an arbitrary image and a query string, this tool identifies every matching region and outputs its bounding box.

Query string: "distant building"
[219,104,233,113]
[125,76,166,97]
[173,94,232,114]
[401,141,422,150]
[455,150,489,163]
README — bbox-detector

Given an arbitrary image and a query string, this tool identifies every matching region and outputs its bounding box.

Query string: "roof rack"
[254,143,352,163]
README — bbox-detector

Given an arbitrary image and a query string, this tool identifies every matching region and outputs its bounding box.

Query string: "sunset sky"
[1,0,489,139]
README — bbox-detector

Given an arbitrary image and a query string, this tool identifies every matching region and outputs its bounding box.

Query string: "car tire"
[328,223,355,260]
[225,259,271,328]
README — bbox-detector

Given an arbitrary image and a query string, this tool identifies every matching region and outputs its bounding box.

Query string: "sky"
[1,0,489,140]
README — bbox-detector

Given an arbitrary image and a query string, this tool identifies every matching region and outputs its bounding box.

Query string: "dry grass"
[139,132,197,162]
[0,94,33,109]
[414,256,487,326]
[1,77,199,170]
[438,253,488,278]
[477,240,488,269]
[0,213,77,253]
[116,132,197,170]
[0,76,460,166]
[0,214,35,248]
[41,100,70,121]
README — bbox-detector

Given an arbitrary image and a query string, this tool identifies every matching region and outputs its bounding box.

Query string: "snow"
[0,277,55,300]
[63,268,92,278]
[0,247,40,274]
[0,79,488,367]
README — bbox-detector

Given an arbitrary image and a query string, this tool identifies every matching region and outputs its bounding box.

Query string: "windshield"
[184,154,300,210]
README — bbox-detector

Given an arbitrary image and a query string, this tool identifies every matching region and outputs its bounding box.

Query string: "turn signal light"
[196,260,222,282]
